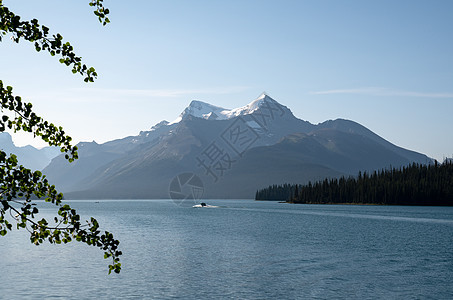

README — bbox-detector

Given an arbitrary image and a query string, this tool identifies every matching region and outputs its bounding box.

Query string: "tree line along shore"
[255,160,453,206]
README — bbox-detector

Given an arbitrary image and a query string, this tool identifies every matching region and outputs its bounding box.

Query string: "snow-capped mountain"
[43,94,432,199]
[172,93,293,123]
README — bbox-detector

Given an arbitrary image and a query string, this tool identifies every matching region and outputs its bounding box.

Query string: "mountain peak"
[255,92,271,101]
[170,93,288,124]
[188,99,214,106]
[186,100,226,112]
[169,100,227,124]
[241,92,278,111]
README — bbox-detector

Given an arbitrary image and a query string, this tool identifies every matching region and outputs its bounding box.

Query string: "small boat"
[192,202,218,208]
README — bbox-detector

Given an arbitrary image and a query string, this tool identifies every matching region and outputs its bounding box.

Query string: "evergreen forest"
[255,161,453,206]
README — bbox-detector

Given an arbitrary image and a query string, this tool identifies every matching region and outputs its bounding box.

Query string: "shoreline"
[283,201,453,207]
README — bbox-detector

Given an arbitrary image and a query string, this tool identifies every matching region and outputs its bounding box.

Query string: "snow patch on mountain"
[170,93,280,124]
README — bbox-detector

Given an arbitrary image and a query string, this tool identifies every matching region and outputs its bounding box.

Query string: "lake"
[1,200,453,299]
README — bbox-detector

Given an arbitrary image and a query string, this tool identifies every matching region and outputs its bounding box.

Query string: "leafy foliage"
[0,81,78,160]
[256,161,453,206]
[0,0,109,82]
[0,0,121,274]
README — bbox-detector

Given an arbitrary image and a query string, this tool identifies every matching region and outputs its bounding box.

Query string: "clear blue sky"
[1,0,452,161]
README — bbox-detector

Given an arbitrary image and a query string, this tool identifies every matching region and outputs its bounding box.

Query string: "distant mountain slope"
[317,119,431,164]
[50,93,432,199]
[180,127,421,199]
[0,132,60,170]
[43,121,176,192]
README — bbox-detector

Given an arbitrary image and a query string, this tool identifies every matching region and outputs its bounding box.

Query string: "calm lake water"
[1,200,453,299]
